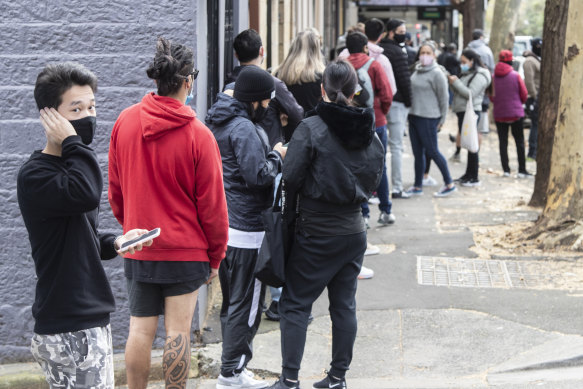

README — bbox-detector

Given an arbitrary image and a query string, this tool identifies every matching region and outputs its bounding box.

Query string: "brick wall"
[0,0,201,362]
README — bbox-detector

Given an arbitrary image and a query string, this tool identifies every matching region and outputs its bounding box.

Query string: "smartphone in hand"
[120,228,161,252]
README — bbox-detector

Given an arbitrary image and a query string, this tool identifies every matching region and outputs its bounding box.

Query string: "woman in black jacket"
[267,60,385,389]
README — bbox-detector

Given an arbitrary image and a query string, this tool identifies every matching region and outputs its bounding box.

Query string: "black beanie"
[234,66,275,102]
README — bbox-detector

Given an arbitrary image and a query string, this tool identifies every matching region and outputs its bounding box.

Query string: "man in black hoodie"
[225,29,304,147]
[379,19,413,199]
[17,62,150,388]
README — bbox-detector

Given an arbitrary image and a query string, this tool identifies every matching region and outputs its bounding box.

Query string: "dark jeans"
[279,231,366,381]
[527,102,538,158]
[408,115,452,187]
[361,125,391,217]
[496,118,526,173]
[456,111,481,180]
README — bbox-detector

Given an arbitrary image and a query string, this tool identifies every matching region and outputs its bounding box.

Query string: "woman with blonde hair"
[275,28,326,138]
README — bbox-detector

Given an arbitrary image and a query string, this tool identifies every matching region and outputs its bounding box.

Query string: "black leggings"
[456,111,481,180]
[279,230,366,381]
[496,119,526,173]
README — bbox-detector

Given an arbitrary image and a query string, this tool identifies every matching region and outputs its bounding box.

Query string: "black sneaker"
[453,174,469,183]
[265,301,280,321]
[461,178,481,187]
[391,190,410,199]
[312,372,346,389]
[268,376,300,389]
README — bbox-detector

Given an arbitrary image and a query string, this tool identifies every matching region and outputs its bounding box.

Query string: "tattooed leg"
[163,333,190,389]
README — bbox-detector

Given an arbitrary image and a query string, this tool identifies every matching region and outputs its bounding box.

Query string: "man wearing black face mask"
[524,38,542,160]
[17,62,151,388]
[379,19,413,199]
[206,65,286,388]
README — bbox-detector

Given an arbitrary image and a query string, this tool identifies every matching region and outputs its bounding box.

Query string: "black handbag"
[255,180,294,287]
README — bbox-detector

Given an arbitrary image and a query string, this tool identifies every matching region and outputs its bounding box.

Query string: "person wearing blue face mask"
[109,37,229,389]
[17,62,153,388]
[448,49,492,186]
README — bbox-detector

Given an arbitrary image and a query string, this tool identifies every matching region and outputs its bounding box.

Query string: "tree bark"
[453,0,487,48]
[540,0,583,223]
[529,0,569,207]
[489,0,522,59]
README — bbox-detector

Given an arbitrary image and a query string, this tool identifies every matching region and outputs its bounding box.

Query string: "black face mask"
[393,33,406,44]
[532,46,542,57]
[69,116,96,145]
[252,105,268,123]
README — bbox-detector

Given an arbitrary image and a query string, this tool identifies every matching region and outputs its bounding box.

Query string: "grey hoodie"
[451,66,492,113]
[467,39,495,73]
[409,61,449,125]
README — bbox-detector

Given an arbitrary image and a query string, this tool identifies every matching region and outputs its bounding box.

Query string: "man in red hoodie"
[108,38,229,388]
[345,31,393,279]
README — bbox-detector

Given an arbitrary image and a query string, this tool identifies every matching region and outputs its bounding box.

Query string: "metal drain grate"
[417,256,548,289]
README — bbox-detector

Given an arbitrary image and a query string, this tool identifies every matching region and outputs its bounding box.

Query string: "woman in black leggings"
[267,60,385,389]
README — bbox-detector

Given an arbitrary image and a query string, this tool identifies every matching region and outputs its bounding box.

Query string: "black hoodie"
[283,101,384,232]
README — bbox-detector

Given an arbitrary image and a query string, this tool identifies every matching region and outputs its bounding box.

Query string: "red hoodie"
[108,93,229,269]
[347,53,393,128]
[493,62,528,122]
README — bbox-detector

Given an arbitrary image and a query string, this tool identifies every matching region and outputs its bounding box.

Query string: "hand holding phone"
[117,228,160,254]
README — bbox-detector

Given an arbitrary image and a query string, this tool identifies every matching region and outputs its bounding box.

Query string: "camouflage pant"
[31,324,114,388]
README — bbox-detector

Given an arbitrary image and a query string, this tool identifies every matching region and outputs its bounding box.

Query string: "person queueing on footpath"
[206,66,287,389]
[225,29,304,147]
[267,27,327,322]
[407,42,457,197]
[523,38,542,161]
[108,37,229,389]
[492,50,532,178]
[18,62,153,388]
[344,31,393,280]
[266,59,385,389]
[379,19,414,199]
[448,49,492,187]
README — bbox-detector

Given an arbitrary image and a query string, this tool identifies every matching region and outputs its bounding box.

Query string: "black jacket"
[379,39,412,107]
[17,136,117,335]
[206,91,282,232]
[438,52,461,77]
[225,65,304,147]
[283,102,384,211]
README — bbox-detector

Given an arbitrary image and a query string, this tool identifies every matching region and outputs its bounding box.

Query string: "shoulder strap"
[361,58,375,72]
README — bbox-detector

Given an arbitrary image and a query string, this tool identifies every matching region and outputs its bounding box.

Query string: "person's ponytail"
[322,60,358,106]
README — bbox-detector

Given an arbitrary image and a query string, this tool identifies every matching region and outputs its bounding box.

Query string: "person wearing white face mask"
[407,42,457,197]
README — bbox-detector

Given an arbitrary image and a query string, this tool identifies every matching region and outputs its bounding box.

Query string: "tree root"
[526,220,583,251]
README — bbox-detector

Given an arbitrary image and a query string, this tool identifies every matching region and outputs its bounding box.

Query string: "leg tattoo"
[163,333,190,389]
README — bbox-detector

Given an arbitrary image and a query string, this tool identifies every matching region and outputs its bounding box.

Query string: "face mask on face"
[252,105,268,123]
[69,116,96,145]
[532,46,542,57]
[460,64,470,73]
[419,54,434,66]
[393,33,406,44]
[185,84,194,105]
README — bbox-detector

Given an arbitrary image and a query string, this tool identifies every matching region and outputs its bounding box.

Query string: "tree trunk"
[458,0,486,48]
[489,0,521,59]
[529,0,569,207]
[530,0,583,250]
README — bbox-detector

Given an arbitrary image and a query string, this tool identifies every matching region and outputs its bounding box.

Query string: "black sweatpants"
[279,231,366,381]
[457,111,481,180]
[219,246,266,376]
[496,118,526,173]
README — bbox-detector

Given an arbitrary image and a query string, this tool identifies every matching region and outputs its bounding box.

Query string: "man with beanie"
[226,29,303,147]
[524,38,542,159]
[379,19,413,199]
[206,66,286,389]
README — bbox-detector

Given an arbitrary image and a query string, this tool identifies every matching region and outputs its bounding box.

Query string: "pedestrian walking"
[407,42,457,197]
[206,66,287,389]
[492,50,532,178]
[266,59,384,389]
[379,19,413,199]
[18,62,152,388]
[449,49,492,186]
[108,38,229,389]
[226,29,304,147]
[523,38,542,160]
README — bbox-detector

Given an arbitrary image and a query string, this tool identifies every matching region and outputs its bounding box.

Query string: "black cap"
[234,66,275,102]
[531,37,542,47]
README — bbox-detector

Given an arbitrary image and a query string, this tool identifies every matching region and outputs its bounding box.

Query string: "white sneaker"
[217,372,269,389]
[358,265,374,279]
[365,243,380,256]
[422,175,438,187]
[368,196,380,205]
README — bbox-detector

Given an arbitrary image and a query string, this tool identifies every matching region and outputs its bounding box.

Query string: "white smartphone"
[119,228,161,252]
